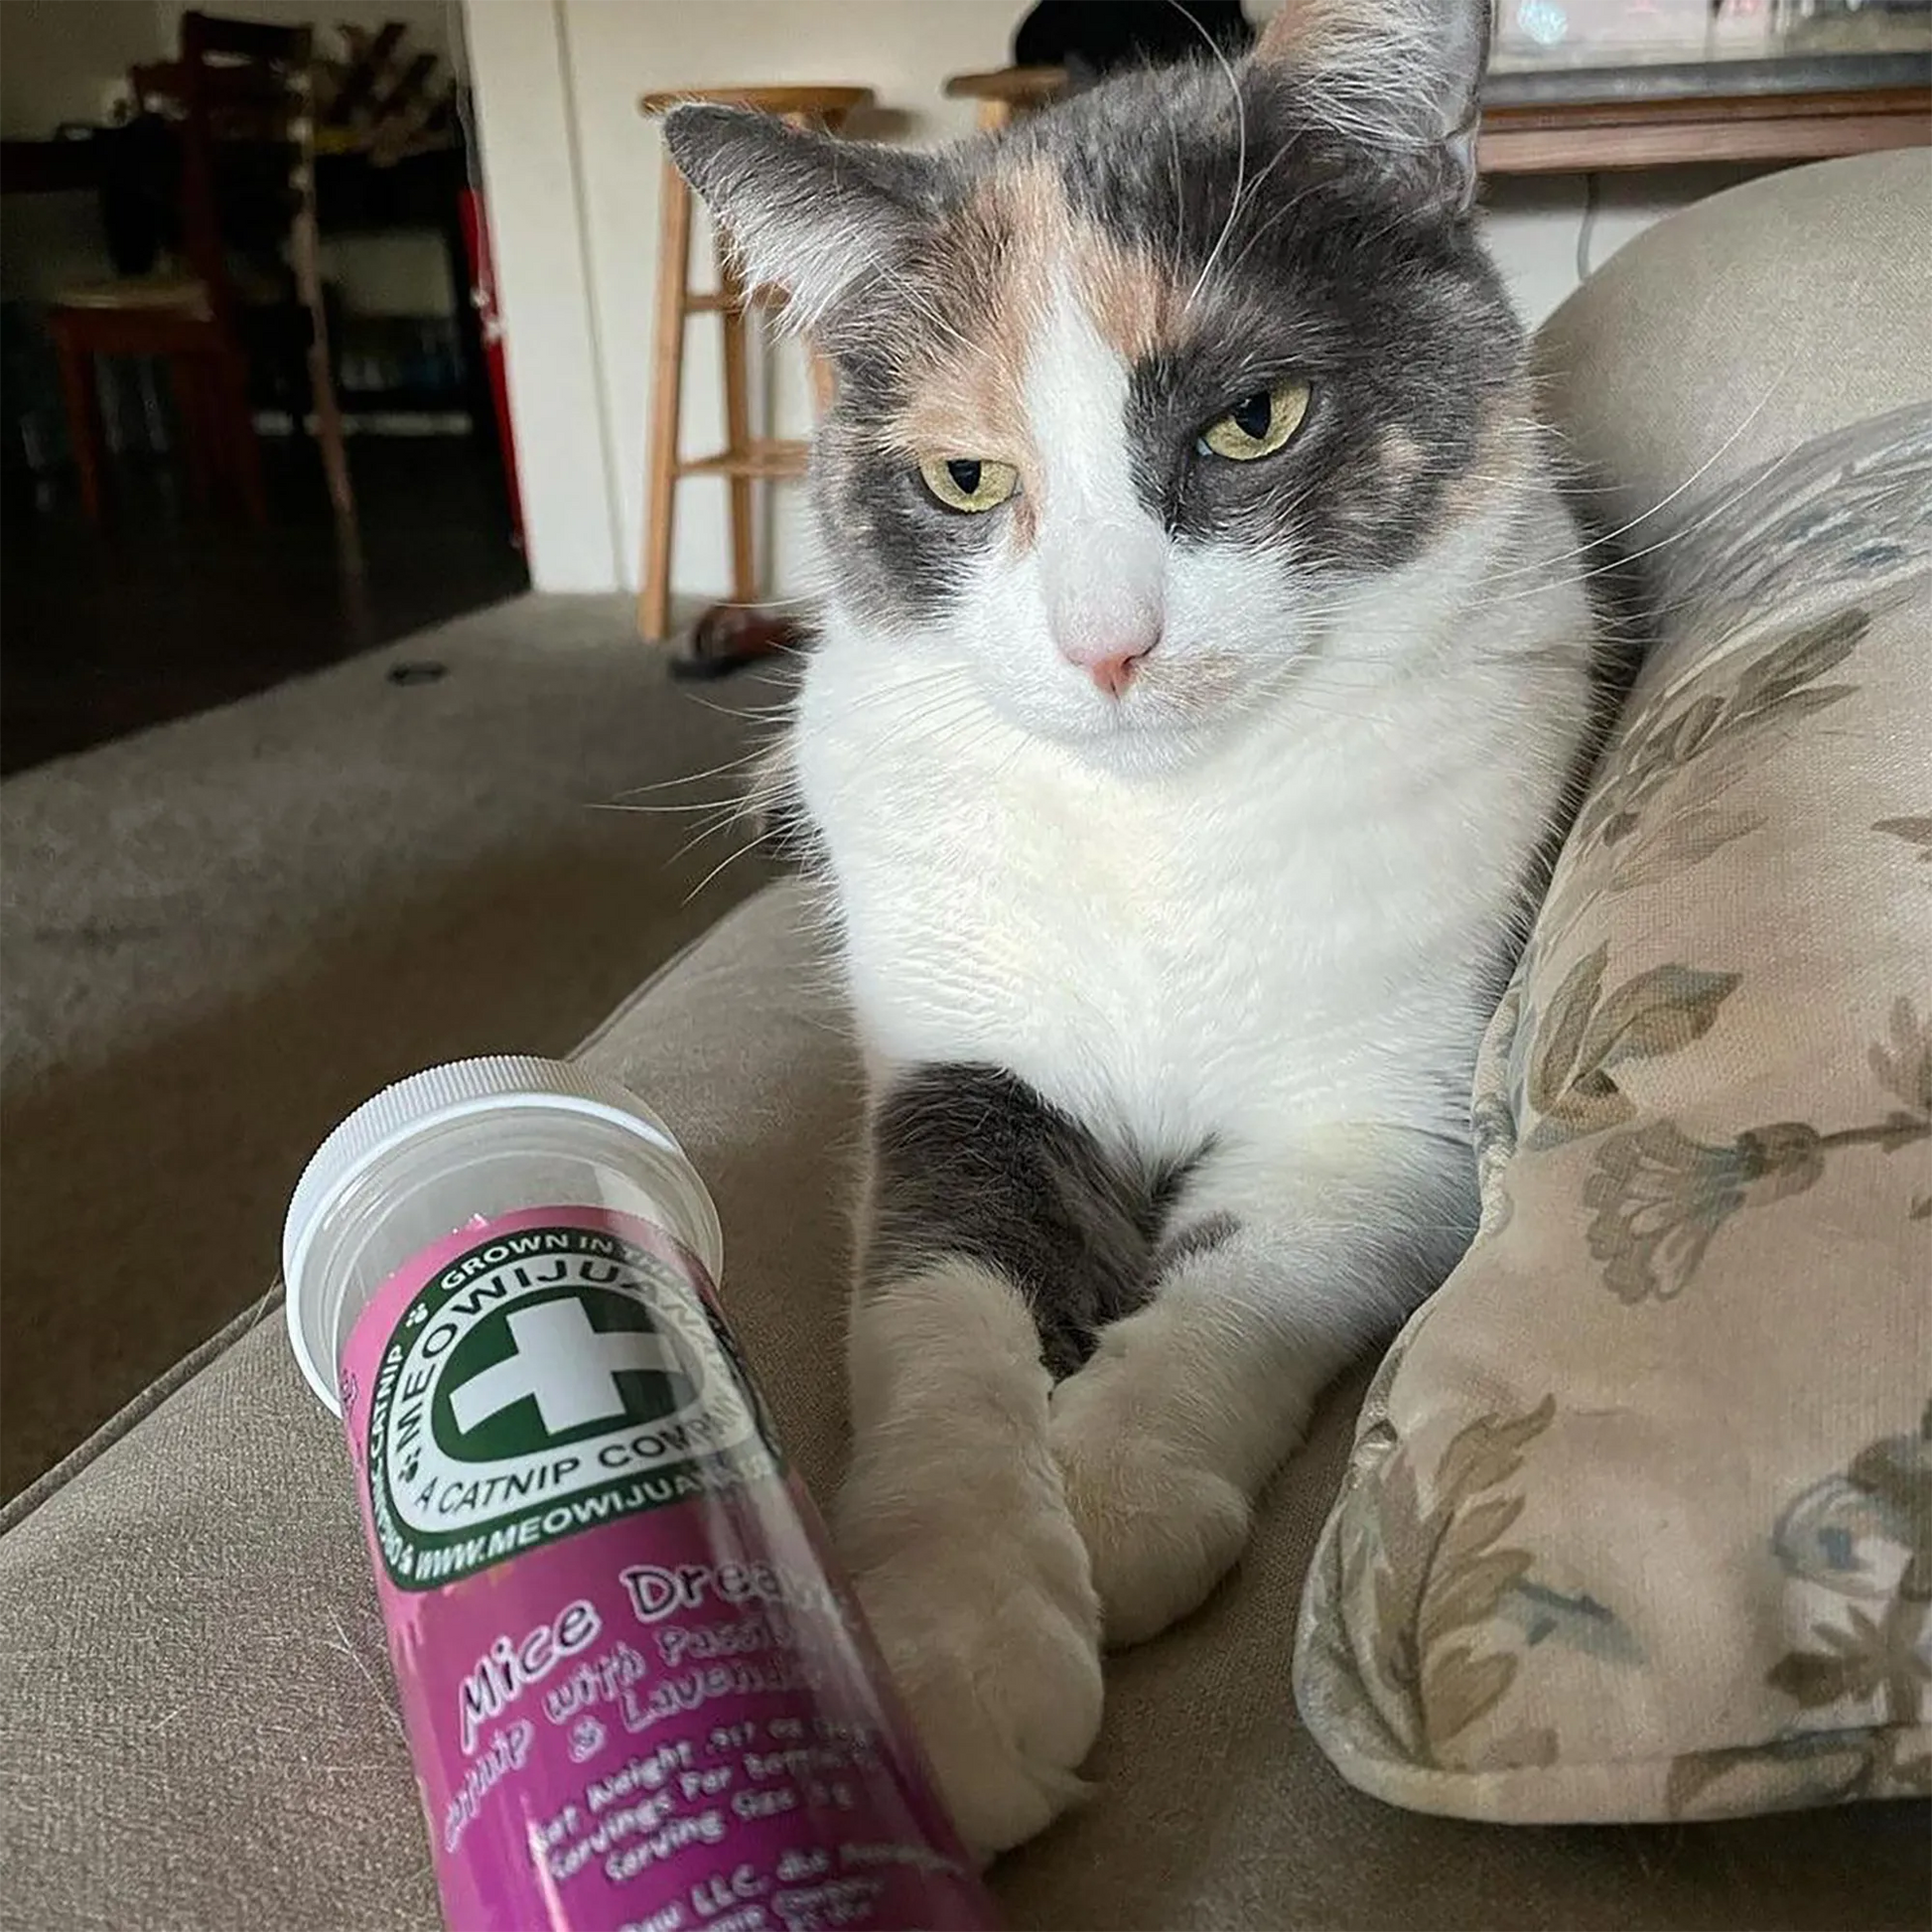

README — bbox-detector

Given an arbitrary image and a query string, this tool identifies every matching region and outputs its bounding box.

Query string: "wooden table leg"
[50,322,105,524]
[638,156,693,643]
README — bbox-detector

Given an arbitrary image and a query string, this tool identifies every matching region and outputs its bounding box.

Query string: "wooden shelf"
[1477,84,1931,174]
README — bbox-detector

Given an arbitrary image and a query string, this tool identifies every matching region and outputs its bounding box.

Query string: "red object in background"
[458,186,524,549]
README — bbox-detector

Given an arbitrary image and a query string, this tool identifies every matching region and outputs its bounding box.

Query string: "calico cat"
[665,0,1597,1861]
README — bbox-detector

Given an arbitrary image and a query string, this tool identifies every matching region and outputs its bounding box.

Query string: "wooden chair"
[635,83,874,646]
[943,67,1069,132]
[46,11,351,529]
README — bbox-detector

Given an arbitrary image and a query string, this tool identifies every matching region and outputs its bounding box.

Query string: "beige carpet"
[0,596,780,1496]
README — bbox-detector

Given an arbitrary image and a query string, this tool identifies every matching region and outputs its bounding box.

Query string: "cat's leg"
[1051,1138,1475,1647]
[835,1065,1152,1859]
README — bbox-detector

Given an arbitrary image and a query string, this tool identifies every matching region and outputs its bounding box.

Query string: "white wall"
[465,0,1764,601]
[1481,163,1766,323]
[0,0,160,135]
[464,0,622,591]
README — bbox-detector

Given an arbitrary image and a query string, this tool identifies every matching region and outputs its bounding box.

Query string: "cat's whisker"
[680,825,783,905]
[1213,160,1330,287]
[678,692,801,729]
[1489,483,1761,610]
[589,797,744,818]
[1165,94,1190,275]
[673,793,774,868]
[610,745,779,799]
[1488,358,1799,589]
[688,588,825,613]
[1180,11,1250,313]
[726,664,981,753]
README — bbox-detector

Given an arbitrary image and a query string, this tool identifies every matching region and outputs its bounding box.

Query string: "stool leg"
[638,155,693,644]
[51,323,105,525]
[806,345,836,418]
[718,252,758,607]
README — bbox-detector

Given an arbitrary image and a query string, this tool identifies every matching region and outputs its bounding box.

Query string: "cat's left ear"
[1252,0,1490,213]
[660,104,938,329]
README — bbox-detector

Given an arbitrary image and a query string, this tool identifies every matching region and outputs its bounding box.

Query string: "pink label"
[341,1205,998,1932]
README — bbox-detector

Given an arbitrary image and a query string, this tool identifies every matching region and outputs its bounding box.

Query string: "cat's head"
[665,0,1527,768]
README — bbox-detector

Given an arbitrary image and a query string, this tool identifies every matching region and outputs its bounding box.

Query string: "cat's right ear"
[660,105,936,329]
[1253,0,1491,213]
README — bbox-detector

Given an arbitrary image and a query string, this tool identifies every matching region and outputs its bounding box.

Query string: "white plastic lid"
[282,1056,696,1413]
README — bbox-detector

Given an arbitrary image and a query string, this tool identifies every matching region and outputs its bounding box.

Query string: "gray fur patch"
[866,1064,1212,1376]
[1152,1210,1240,1279]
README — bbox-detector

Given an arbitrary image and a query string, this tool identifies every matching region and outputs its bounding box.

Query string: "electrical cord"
[1577,170,1603,283]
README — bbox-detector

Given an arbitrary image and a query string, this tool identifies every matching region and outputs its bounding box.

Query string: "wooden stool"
[943,67,1068,133]
[636,83,874,645]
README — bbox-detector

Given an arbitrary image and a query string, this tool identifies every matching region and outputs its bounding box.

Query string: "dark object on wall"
[93,113,180,274]
[1013,2,1255,82]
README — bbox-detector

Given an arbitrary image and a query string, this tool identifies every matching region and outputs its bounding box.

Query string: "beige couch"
[5,154,1928,1930]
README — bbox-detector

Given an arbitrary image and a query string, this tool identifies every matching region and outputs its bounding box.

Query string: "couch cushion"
[1294,403,1932,1828]
[1533,150,1932,541]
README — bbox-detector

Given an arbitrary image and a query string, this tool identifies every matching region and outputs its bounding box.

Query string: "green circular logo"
[363,1223,773,1588]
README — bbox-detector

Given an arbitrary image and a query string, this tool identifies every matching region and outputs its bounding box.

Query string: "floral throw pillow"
[1293,405,1932,1824]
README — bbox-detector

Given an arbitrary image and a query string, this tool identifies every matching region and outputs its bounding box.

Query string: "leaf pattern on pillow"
[1297,409,1932,1826]
[1468,979,1524,1242]
[1874,815,1932,865]
[1584,1121,1826,1306]
[1519,944,1738,1151]
[1662,412,1932,628]
[1329,1398,1561,1773]
[1534,611,1864,961]
[1664,1726,1932,1818]
[1666,1401,1932,1816]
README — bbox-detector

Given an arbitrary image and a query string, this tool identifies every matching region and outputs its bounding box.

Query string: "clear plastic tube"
[285,1058,999,1932]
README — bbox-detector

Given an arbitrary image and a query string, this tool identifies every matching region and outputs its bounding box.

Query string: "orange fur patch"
[1435,376,1535,530]
[887,163,1190,552]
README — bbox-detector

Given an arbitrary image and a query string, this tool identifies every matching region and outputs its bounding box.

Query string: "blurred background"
[3,0,1928,763]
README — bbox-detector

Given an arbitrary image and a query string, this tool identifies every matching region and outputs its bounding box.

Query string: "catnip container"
[284,1055,997,1932]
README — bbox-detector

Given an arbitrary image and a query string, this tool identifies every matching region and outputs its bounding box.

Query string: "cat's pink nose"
[1062,642,1154,698]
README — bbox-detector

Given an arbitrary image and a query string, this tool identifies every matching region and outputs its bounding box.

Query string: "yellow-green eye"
[1197,379,1311,462]
[918,457,1019,513]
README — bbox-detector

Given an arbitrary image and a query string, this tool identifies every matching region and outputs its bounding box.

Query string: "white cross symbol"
[448,1299,680,1439]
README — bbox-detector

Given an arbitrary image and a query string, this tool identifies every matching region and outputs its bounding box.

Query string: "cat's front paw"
[840,1472,1103,1862]
[1050,1366,1253,1649]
